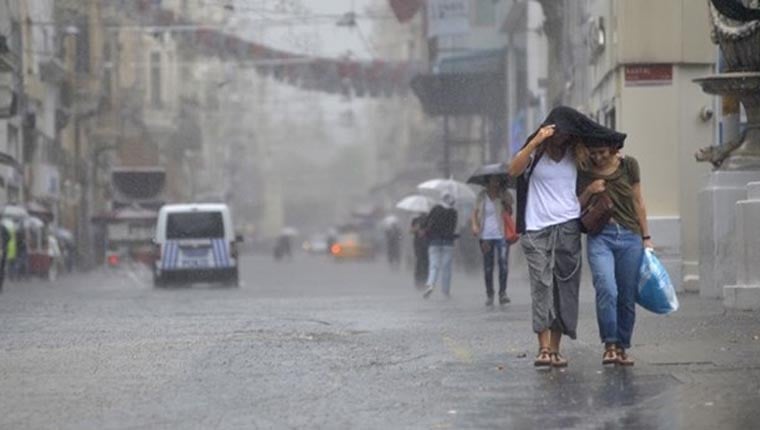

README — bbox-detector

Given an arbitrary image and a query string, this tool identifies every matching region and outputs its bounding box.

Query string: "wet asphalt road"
[0,253,759,429]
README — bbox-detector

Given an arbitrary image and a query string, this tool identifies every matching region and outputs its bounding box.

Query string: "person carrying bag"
[578,137,654,367]
[471,176,514,306]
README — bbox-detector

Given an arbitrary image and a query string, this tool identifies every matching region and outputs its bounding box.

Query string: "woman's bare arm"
[470,206,480,236]
[506,125,556,177]
[632,183,653,248]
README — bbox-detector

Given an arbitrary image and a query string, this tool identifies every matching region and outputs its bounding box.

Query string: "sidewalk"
[446,262,760,429]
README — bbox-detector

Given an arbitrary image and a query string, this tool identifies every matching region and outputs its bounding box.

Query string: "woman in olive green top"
[577,142,653,367]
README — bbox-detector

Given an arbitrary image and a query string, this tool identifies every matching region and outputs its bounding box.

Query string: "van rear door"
[160,211,233,270]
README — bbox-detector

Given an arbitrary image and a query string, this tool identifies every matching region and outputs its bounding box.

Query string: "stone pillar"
[699,171,760,298]
[723,182,760,310]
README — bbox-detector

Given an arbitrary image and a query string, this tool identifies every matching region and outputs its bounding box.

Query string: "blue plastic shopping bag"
[637,249,679,314]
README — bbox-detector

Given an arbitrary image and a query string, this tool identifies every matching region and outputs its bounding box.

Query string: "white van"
[153,203,240,287]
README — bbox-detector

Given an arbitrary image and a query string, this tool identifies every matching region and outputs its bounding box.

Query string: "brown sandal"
[616,347,634,366]
[550,352,568,368]
[534,347,552,367]
[602,345,618,365]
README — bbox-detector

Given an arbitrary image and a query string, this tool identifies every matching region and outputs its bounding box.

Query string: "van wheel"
[223,270,239,287]
[153,271,165,288]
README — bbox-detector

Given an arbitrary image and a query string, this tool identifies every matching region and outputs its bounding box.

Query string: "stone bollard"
[724,182,760,310]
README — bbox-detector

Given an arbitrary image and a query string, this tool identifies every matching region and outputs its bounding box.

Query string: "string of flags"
[134,3,423,98]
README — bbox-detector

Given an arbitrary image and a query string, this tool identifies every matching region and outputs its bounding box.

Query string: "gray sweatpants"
[521,220,582,339]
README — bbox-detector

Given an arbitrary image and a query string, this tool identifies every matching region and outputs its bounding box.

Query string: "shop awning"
[0,151,20,170]
[435,49,505,75]
[411,72,505,117]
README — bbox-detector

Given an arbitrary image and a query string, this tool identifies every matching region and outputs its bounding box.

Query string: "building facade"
[578,0,715,291]
[0,0,23,207]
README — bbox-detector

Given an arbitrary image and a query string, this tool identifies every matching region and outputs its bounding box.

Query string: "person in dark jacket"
[410,213,429,288]
[0,221,9,291]
[385,221,402,268]
[422,193,458,298]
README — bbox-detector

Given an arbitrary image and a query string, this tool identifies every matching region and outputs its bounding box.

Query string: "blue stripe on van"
[218,239,228,267]
[220,239,230,267]
[211,239,229,268]
[162,242,170,270]
[211,239,221,267]
[172,241,179,269]
[163,241,178,270]
[165,241,173,270]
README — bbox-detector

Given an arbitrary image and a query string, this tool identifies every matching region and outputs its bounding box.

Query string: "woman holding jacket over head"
[577,139,652,367]
[508,106,626,368]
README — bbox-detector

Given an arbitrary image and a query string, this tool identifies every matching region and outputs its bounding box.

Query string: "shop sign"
[625,64,673,87]
[427,0,470,38]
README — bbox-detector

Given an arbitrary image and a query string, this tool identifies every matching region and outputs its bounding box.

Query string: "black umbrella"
[466,163,515,188]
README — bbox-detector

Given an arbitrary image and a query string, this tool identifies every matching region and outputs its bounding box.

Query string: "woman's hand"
[643,238,654,250]
[586,179,606,194]
[532,124,556,146]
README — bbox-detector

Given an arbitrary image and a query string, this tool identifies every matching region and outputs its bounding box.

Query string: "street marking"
[126,269,145,288]
[443,336,473,364]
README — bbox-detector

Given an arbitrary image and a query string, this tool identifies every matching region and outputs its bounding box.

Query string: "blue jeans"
[481,239,509,298]
[427,241,454,295]
[587,224,644,349]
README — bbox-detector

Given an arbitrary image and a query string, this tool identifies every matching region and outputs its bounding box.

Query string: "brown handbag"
[580,192,614,235]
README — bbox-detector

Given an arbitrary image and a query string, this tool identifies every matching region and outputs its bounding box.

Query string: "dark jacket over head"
[515,106,627,233]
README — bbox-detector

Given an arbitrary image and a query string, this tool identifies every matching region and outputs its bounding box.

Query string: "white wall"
[584,0,716,290]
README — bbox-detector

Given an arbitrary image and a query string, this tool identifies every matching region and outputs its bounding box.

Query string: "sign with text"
[625,64,673,87]
[427,0,470,38]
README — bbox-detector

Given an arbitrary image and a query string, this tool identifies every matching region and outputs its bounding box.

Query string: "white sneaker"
[422,285,434,298]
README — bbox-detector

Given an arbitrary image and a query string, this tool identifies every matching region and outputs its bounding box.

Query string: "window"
[150,52,162,108]
[102,41,112,104]
[605,107,616,131]
[166,212,225,239]
[474,0,496,26]
[75,16,90,74]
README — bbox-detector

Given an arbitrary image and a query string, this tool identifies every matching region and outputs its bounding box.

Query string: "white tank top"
[525,151,581,232]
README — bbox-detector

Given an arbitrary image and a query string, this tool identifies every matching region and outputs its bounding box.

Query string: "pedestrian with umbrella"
[421,193,458,299]
[468,164,515,307]
[396,195,434,288]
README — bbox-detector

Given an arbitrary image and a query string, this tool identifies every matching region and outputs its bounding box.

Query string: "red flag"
[388,0,424,23]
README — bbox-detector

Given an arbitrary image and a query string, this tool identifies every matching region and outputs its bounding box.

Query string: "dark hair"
[487,175,507,187]
[586,138,624,150]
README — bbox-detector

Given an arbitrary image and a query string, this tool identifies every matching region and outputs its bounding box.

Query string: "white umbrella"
[2,205,29,220]
[280,227,299,237]
[417,178,477,203]
[380,215,400,228]
[395,195,434,213]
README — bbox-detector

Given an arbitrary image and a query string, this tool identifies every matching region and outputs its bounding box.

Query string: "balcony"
[0,71,17,118]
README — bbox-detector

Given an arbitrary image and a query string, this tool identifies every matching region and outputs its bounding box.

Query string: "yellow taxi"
[330,232,376,261]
